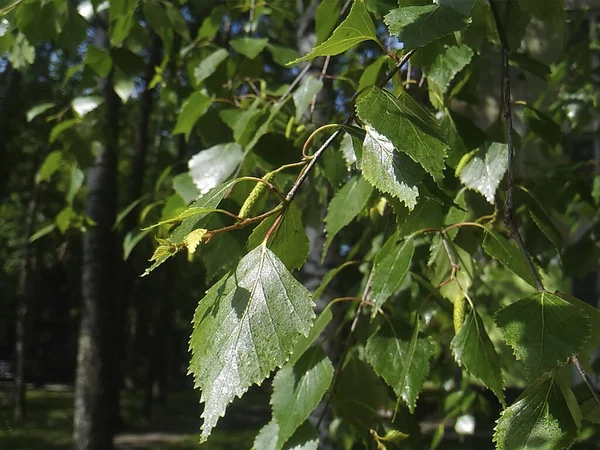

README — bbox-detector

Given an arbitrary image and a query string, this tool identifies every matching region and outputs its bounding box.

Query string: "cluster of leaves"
[4,0,600,449]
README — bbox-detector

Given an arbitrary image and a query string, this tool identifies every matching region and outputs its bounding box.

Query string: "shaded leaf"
[66,166,84,205]
[357,86,448,183]
[292,76,323,122]
[457,142,508,204]
[247,203,310,271]
[192,48,228,85]
[230,37,268,59]
[495,292,591,379]
[288,0,378,65]
[289,307,333,366]
[29,223,56,243]
[188,143,243,194]
[36,150,63,184]
[172,91,212,139]
[451,309,505,406]
[172,172,201,204]
[84,45,112,77]
[272,346,333,448]
[323,175,373,258]
[189,246,315,441]
[365,319,437,412]
[482,230,538,288]
[27,102,55,122]
[493,374,578,450]
[267,44,298,67]
[370,234,414,317]
[522,105,562,147]
[427,44,473,93]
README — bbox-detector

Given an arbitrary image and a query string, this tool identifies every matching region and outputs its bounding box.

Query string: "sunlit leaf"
[27,102,55,122]
[36,150,63,184]
[189,246,315,441]
[495,292,591,379]
[188,143,243,194]
[457,142,507,204]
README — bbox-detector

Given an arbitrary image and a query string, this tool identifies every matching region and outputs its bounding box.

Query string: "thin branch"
[488,0,545,292]
[285,49,415,202]
[572,355,600,404]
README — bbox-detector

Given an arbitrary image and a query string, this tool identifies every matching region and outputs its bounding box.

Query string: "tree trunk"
[73,26,121,449]
[0,65,21,202]
[13,149,41,421]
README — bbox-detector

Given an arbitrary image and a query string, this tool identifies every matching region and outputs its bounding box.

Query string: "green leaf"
[365,318,437,413]
[29,223,56,243]
[333,357,392,428]
[361,124,423,209]
[288,0,378,65]
[123,229,150,260]
[430,241,475,304]
[36,150,63,184]
[357,55,388,92]
[172,172,201,204]
[493,374,579,450]
[315,0,341,45]
[49,118,79,144]
[522,105,562,147]
[143,1,170,34]
[482,230,538,288]
[272,346,333,448]
[292,76,324,122]
[356,86,448,183]
[427,44,473,93]
[495,292,591,379]
[189,245,315,441]
[84,45,112,78]
[247,203,309,271]
[172,91,212,139]
[457,142,508,204]
[114,196,146,229]
[66,166,84,205]
[170,181,235,243]
[188,143,243,195]
[192,48,228,85]
[509,53,550,80]
[313,261,356,302]
[553,292,600,374]
[323,175,373,258]
[370,234,414,317]
[266,44,298,67]
[71,96,104,117]
[401,197,445,237]
[520,187,563,249]
[384,3,472,51]
[27,102,55,122]
[230,37,268,59]
[8,33,35,69]
[56,206,76,233]
[254,421,319,450]
[164,2,190,41]
[451,309,505,406]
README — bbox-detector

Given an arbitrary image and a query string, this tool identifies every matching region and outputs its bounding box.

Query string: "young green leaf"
[494,374,579,450]
[230,37,268,59]
[292,76,324,122]
[427,44,474,94]
[323,175,373,259]
[451,309,505,406]
[188,143,243,194]
[192,48,228,85]
[457,142,508,204]
[365,319,437,413]
[384,2,472,50]
[482,230,538,288]
[271,346,333,448]
[172,91,213,140]
[370,234,414,317]
[36,150,63,184]
[356,86,448,183]
[495,292,591,379]
[361,125,423,209]
[189,246,315,442]
[247,202,310,271]
[288,0,378,65]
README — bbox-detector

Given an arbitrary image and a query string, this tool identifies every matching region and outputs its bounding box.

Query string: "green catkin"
[238,172,276,219]
[285,115,295,139]
[453,296,466,334]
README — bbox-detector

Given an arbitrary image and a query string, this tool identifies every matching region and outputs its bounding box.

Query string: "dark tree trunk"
[73,26,121,448]
[0,65,21,202]
[13,149,41,421]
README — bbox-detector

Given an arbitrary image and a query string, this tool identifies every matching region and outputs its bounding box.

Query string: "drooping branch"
[488,0,545,292]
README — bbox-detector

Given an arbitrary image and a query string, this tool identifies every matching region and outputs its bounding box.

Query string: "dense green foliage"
[2,0,600,449]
